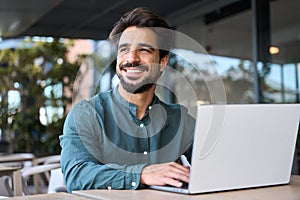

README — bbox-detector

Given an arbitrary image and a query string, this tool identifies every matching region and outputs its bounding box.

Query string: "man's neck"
[118,85,155,119]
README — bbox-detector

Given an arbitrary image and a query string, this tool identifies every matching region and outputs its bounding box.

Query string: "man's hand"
[140,162,190,187]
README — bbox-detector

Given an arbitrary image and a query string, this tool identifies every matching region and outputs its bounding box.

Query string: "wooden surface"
[0,167,22,197]
[72,175,300,200]
[0,167,20,176]
[4,176,300,200]
[0,153,34,164]
[5,192,91,200]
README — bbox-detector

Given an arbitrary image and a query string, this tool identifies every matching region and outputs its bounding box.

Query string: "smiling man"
[60,7,195,192]
[116,26,169,119]
[117,27,166,94]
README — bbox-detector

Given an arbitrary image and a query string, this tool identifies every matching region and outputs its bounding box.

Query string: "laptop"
[149,104,300,194]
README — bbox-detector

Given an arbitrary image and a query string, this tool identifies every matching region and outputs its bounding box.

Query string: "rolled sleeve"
[60,100,147,192]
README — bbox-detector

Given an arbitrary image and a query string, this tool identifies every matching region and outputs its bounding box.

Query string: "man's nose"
[126,49,140,63]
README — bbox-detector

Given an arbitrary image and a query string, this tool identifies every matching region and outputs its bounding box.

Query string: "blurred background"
[0,0,299,173]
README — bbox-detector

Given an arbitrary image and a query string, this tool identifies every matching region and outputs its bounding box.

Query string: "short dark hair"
[109,7,173,59]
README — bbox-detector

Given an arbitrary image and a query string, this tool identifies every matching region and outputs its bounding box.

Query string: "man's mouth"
[125,68,143,73]
[120,63,148,75]
[122,68,146,80]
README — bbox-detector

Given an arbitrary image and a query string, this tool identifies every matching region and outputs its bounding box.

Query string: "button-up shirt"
[59,86,195,192]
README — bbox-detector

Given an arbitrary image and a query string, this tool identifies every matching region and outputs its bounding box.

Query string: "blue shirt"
[59,86,195,192]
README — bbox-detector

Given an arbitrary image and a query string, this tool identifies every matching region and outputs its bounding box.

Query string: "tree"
[0,38,87,155]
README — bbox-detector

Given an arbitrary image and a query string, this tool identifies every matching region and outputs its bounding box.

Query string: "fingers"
[140,162,190,187]
[162,176,184,188]
[170,162,190,174]
[165,163,190,185]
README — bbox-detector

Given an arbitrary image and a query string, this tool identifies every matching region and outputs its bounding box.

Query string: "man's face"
[116,26,168,94]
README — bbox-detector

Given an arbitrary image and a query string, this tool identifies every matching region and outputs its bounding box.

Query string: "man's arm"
[60,117,190,191]
[60,100,193,191]
[59,101,145,192]
[60,132,145,192]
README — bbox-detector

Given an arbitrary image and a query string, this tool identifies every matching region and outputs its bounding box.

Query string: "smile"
[126,69,144,73]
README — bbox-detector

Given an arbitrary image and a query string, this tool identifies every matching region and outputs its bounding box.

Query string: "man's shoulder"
[71,90,113,110]
[90,90,113,104]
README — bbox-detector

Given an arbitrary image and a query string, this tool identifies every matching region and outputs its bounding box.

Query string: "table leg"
[13,170,22,196]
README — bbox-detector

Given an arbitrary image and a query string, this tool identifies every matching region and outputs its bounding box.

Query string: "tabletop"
[3,176,300,200]
[5,192,91,200]
[0,153,34,164]
[0,167,20,176]
[72,175,300,200]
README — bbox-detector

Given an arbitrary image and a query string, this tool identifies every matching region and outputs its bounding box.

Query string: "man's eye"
[119,48,129,53]
[140,48,151,53]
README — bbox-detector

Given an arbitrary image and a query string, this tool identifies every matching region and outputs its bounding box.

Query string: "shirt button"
[131,182,137,187]
[139,123,144,128]
[143,151,148,155]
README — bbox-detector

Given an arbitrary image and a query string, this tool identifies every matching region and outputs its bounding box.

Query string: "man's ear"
[159,55,169,72]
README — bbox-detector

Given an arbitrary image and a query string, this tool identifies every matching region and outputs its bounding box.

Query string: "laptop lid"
[188,104,300,194]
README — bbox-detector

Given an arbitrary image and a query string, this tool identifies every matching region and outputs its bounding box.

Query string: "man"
[60,7,195,192]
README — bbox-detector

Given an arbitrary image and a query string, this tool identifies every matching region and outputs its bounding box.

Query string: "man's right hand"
[140,162,190,187]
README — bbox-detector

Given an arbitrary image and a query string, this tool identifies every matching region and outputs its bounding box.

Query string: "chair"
[1,154,65,196]
[0,176,13,197]
[13,163,62,196]
[0,153,35,197]
[47,167,66,193]
[0,153,35,168]
[32,154,61,191]
[33,155,61,165]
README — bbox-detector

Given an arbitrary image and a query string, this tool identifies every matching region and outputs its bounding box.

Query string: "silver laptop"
[149,104,300,194]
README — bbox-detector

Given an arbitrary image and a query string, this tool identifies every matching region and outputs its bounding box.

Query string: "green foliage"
[0,38,86,155]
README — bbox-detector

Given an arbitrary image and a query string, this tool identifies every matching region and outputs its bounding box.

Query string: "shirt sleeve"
[59,100,146,192]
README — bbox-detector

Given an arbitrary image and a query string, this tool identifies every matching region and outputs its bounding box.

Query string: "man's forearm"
[62,159,146,192]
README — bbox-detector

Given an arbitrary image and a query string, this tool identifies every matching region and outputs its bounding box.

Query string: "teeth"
[127,69,142,73]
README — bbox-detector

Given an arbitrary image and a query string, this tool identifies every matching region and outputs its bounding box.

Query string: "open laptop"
[149,104,300,194]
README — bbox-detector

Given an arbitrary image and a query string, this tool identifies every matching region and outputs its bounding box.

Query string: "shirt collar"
[112,85,159,123]
[113,85,159,109]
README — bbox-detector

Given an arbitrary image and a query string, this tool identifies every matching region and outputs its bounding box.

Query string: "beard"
[117,62,161,94]
[119,77,155,94]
